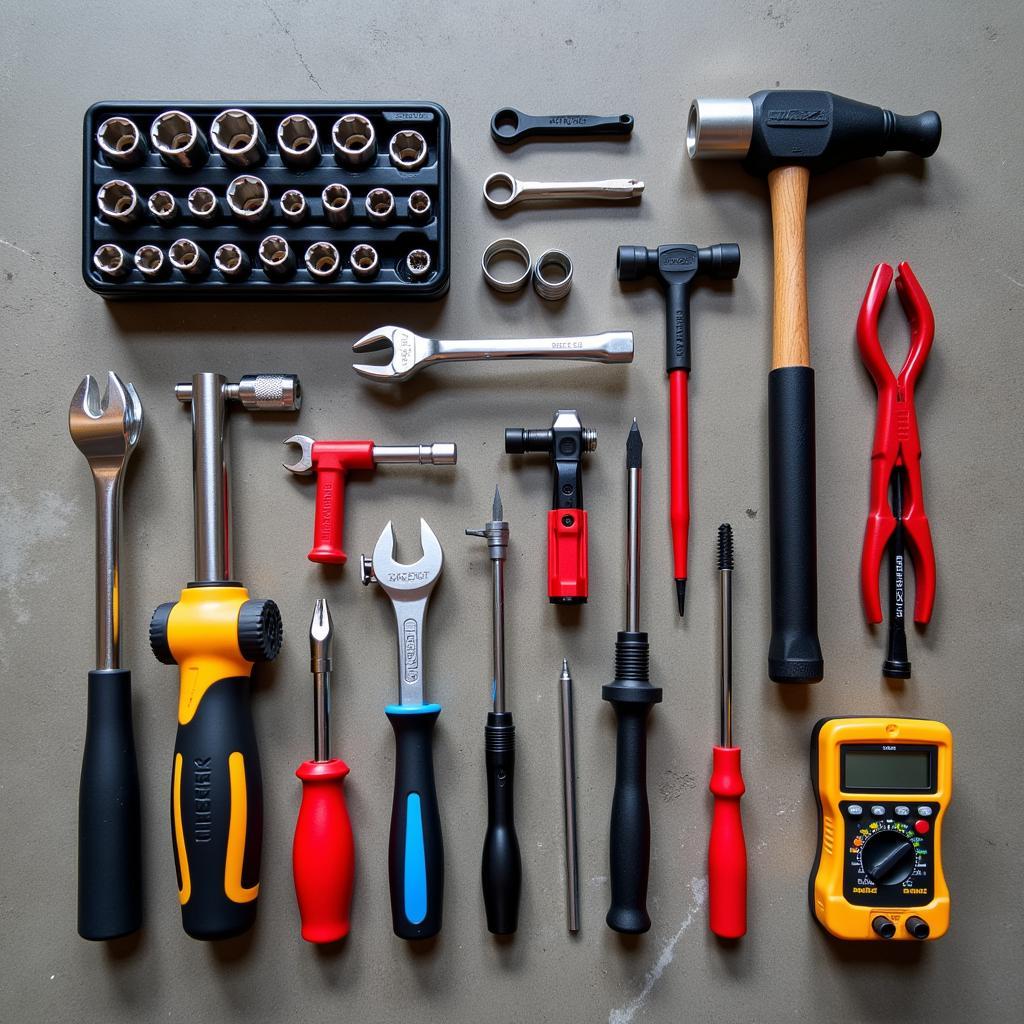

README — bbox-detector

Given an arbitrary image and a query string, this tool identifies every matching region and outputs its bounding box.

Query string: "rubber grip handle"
[548,507,588,604]
[78,669,142,940]
[708,746,747,939]
[171,678,262,940]
[768,366,823,682]
[309,463,348,564]
[293,759,354,943]
[665,280,693,373]
[386,705,444,940]
[482,711,521,935]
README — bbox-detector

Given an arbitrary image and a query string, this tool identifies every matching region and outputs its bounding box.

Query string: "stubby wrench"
[483,172,644,210]
[352,326,634,383]
[361,520,445,939]
[69,371,143,940]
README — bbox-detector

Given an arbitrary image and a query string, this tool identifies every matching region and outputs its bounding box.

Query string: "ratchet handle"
[482,711,521,935]
[171,677,262,940]
[548,508,588,604]
[387,704,444,940]
[78,669,142,940]
[709,746,747,939]
[491,108,634,144]
[293,758,355,943]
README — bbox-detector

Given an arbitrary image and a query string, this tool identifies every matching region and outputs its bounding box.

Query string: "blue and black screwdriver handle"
[361,519,446,940]
[149,373,299,940]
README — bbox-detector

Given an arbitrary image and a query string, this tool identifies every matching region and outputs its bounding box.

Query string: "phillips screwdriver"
[602,420,662,933]
[559,658,580,934]
[708,523,747,938]
[467,487,522,934]
[292,598,355,943]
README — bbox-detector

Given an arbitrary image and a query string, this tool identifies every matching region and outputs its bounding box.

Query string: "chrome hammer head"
[361,519,443,707]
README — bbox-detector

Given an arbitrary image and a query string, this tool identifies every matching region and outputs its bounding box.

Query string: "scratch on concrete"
[261,1,324,92]
[608,876,708,1024]
[0,238,39,263]
[998,270,1023,289]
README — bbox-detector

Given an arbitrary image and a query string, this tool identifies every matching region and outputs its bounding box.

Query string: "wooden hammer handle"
[769,166,811,369]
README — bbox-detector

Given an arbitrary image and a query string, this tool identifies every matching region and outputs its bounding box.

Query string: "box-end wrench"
[69,371,143,941]
[361,520,445,939]
[352,326,633,384]
[483,172,644,210]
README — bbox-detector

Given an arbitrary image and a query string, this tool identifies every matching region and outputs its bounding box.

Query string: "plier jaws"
[857,261,936,625]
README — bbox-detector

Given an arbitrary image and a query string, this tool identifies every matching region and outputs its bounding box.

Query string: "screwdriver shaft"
[560,658,580,933]
[719,526,733,748]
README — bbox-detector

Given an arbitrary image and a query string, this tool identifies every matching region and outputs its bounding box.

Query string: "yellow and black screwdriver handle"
[151,585,282,940]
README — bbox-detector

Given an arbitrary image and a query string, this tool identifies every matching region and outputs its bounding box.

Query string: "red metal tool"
[283,435,456,564]
[857,261,936,625]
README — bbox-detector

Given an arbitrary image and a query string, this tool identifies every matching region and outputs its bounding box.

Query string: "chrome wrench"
[483,172,644,210]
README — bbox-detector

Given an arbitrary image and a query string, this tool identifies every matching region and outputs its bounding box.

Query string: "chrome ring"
[532,248,573,300]
[482,237,531,293]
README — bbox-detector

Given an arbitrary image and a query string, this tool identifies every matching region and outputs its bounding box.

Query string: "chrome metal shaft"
[310,598,334,762]
[719,524,734,747]
[188,373,230,582]
[560,657,580,933]
[625,419,643,633]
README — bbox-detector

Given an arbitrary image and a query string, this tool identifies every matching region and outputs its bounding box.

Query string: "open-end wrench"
[352,325,634,384]
[483,172,644,210]
[69,371,143,941]
[361,520,445,939]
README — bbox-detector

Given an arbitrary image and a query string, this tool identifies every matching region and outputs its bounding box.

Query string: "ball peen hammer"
[686,90,941,683]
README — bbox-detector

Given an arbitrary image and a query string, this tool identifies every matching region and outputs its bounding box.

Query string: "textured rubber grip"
[386,704,444,940]
[309,463,348,564]
[708,745,747,939]
[768,366,824,682]
[78,669,142,940]
[171,678,262,940]
[482,711,521,935]
[293,758,354,943]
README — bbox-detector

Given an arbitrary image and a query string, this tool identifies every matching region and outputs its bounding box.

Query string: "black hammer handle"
[482,711,521,934]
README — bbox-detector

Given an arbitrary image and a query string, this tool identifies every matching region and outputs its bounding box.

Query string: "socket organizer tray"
[83,101,450,299]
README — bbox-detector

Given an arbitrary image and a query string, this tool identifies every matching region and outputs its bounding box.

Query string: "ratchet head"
[361,519,444,601]
[69,371,143,470]
[351,326,436,383]
[282,433,315,474]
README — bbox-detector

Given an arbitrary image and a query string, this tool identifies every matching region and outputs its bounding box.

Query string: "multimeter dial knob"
[860,831,917,887]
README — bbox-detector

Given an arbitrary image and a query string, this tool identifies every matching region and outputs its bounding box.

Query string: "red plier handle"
[857,261,936,625]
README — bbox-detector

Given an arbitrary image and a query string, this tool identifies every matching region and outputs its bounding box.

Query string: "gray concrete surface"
[2,2,1023,1022]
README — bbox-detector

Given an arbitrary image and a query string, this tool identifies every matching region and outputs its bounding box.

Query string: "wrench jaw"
[69,371,144,467]
[282,433,315,474]
[351,326,431,383]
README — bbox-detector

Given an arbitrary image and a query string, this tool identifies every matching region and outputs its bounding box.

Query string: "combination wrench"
[483,172,644,210]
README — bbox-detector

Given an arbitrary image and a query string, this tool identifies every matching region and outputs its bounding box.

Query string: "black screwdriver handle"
[602,632,662,934]
[387,705,444,940]
[492,107,634,145]
[482,711,521,935]
[78,669,142,940]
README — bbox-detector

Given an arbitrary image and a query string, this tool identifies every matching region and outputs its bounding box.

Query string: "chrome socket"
[97,180,141,226]
[533,248,573,300]
[187,186,218,223]
[365,187,395,224]
[405,249,432,280]
[214,243,251,279]
[259,235,295,278]
[322,183,353,227]
[93,244,131,278]
[134,244,168,280]
[332,113,376,169]
[481,237,531,293]
[277,114,320,169]
[97,117,148,168]
[304,242,341,280]
[147,189,178,223]
[389,130,428,171]
[407,189,432,224]
[280,188,307,225]
[150,110,208,170]
[349,244,379,280]
[168,238,209,278]
[211,109,267,168]
[225,175,270,224]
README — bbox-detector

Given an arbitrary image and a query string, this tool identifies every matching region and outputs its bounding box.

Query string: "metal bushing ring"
[532,248,573,300]
[482,237,531,293]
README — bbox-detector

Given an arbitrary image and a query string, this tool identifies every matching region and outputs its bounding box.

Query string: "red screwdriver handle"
[293,758,354,943]
[708,745,747,938]
[307,441,376,565]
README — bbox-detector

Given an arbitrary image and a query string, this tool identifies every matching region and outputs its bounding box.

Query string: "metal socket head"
[349,244,379,280]
[214,243,250,279]
[408,189,432,223]
[365,187,395,224]
[277,114,320,168]
[97,179,139,225]
[93,244,131,278]
[405,249,432,280]
[97,116,147,167]
[134,244,167,279]
[211,109,267,168]
[533,248,573,301]
[332,113,376,168]
[322,183,352,226]
[304,242,341,280]
[150,110,208,169]
[686,98,755,160]
[147,189,177,222]
[168,238,208,277]
[389,130,428,171]
[259,235,295,277]
[280,188,307,224]
[226,175,269,223]
[187,186,218,221]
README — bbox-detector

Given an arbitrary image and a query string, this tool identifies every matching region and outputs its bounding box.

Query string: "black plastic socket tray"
[83,100,450,300]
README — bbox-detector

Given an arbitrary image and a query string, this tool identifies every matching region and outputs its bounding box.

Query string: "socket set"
[82,101,450,300]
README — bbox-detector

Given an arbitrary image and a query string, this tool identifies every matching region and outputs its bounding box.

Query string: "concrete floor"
[2,2,1023,1022]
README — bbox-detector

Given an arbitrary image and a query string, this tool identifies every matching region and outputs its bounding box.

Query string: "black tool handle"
[602,632,662,934]
[171,678,262,940]
[664,279,693,372]
[768,367,824,682]
[386,705,444,940]
[482,711,521,935]
[492,107,634,145]
[78,668,142,940]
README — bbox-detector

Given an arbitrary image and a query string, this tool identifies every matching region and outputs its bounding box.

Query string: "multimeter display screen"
[841,746,935,792]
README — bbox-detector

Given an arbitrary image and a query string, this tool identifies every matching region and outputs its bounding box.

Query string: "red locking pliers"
[857,261,936,625]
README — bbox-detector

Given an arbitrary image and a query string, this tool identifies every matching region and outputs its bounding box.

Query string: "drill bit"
[310,597,334,762]
[559,657,580,933]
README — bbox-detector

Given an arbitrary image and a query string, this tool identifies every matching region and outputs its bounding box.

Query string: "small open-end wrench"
[483,172,644,210]
[69,371,143,941]
[361,520,445,939]
[352,325,634,384]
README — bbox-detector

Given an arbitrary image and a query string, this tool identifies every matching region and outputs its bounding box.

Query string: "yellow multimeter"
[810,717,952,941]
